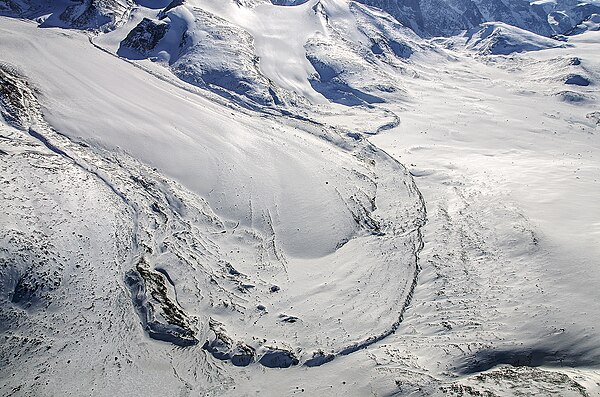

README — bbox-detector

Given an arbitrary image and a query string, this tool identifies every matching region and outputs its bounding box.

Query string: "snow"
[465,22,567,54]
[0,12,423,394]
[158,0,330,103]
[234,0,329,103]
[0,18,359,258]
[1,1,600,395]
[370,30,600,391]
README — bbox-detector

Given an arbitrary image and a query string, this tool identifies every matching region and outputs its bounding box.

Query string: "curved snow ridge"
[0,30,428,381]
[4,59,427,369]
[201,144,428,368]
[304,229,424,367]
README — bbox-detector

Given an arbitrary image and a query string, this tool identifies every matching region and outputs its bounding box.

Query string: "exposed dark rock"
[58,0,133,31]
[258,347,299,368]
[279,314,299,323]
[587,111,600,125]
[119,18,169,57]
[389,40,414,58]
[564,74,590,86]
[230,343,255,366]
[304,350,335,367]
[158,0,184,19]
[554,90,592,104]
[0,0,23,14]
[0,65,42,129]
[203,319,255,366]
[124,258,198,347]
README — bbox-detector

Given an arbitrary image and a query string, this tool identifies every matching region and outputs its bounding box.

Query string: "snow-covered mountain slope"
[0,14,426,394]
[6,0,596,107]
[96,0,598,107]
[1,0,600,395]
[357,0,600,36]
[4,0,599,39]
[463,22,567,54]
[567,12,600,34]
[95,0,426,108]
[0,0,134,30]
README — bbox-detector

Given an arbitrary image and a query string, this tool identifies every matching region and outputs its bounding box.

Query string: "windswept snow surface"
[2,18,361,258]
[1,0,600,396]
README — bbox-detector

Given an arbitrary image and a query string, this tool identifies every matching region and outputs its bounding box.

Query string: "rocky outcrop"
[355,0,598,37]
[119,18,170,56]
[59,0,133,30]
[125,258,198,347]
[0,0,133,31]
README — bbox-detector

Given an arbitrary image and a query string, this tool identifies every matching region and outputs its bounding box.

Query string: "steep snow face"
[191,0,330,104]
[235,0,329,103]
[167,7,281,106]
[301,1,424,105]
[99,0,423,107]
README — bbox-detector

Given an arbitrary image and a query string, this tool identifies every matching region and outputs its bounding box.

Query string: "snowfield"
[1,0,600,396]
